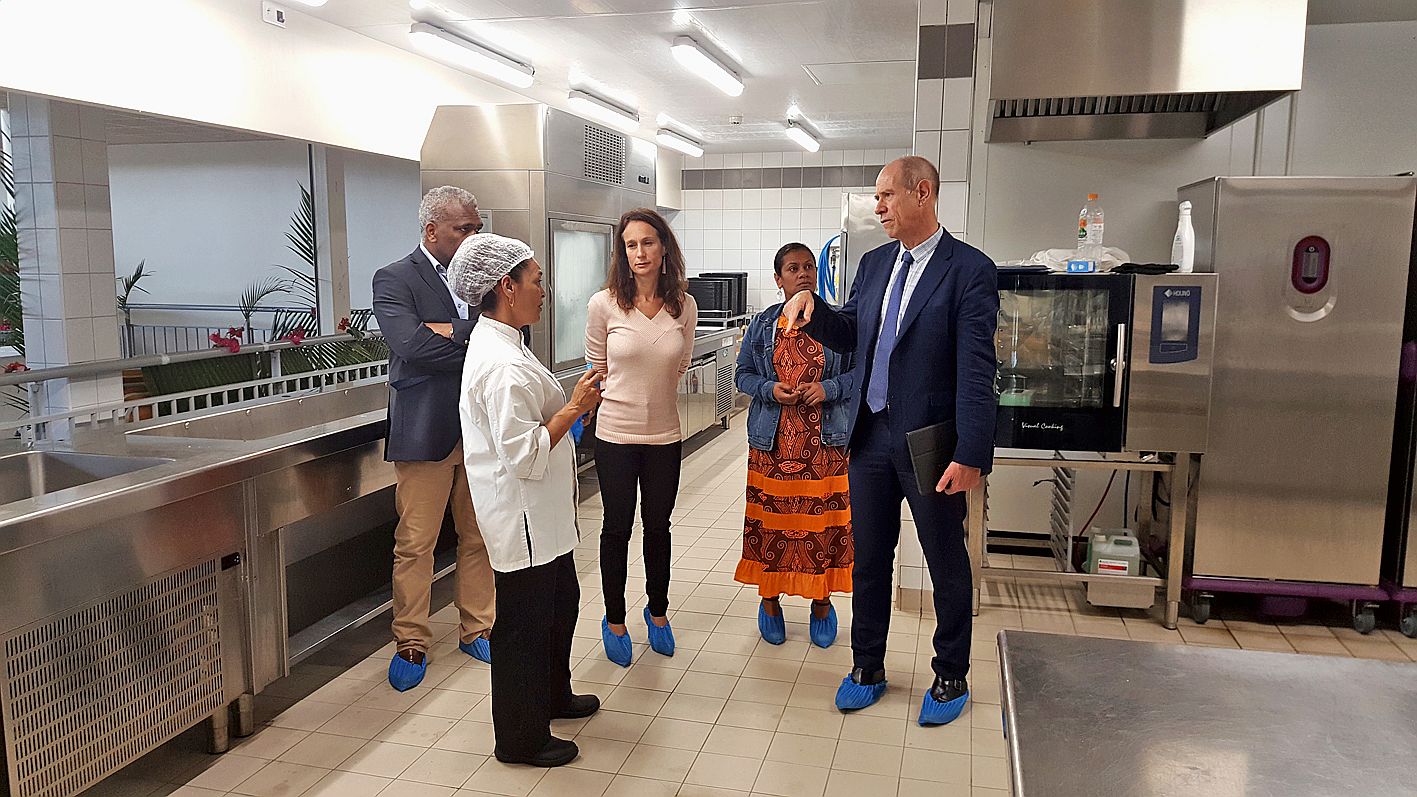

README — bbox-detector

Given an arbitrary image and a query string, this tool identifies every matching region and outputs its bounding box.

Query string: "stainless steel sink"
[0,451,176,505]
[128,384,387,442]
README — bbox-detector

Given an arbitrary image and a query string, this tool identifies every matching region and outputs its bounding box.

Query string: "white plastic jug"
[1088,530,1141,577]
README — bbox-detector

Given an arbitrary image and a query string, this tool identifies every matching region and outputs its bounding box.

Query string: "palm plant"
[237,276,291,343]
[275,184,318,320]
[1,147,22,358]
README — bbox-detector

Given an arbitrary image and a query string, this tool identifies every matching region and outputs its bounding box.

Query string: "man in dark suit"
[373,185,496,691]
[782,156,998,727]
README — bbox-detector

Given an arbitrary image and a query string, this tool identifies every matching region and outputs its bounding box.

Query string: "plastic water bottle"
[1077,193,1105,267]
[1171,200,1195,273]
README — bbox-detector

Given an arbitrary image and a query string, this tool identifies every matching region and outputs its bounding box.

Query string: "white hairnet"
[447,233,535,305]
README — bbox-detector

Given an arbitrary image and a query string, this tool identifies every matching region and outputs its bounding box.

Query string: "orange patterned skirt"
[734,322,853,599]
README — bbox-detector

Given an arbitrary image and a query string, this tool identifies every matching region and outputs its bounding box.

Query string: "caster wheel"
[1401,609,1417,639]
[1352,603,1377,635]
[1191,595,1212,625]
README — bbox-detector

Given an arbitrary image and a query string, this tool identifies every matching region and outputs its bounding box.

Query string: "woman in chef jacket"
[447,233,604,769]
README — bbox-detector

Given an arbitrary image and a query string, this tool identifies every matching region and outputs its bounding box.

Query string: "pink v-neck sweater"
[585,289,699,445]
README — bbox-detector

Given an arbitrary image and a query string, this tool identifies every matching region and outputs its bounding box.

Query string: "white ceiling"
[300,0,920,153]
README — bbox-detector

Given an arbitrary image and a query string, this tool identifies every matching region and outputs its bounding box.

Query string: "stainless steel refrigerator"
[1182,176,1417,626]
[830,192,891,305]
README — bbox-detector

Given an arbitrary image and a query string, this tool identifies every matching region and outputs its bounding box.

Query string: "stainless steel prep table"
[997,630,1417,796]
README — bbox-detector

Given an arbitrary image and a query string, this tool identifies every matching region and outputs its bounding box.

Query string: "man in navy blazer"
[373,186,496,691]
[783,156,998,726]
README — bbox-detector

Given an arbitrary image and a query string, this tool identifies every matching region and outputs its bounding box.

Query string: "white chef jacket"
[459,316,580,572]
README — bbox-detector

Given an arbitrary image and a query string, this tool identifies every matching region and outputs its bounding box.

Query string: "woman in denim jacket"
[734,243,856,648]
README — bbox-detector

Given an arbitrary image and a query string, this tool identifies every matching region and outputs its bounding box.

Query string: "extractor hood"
[987,0,1307,143]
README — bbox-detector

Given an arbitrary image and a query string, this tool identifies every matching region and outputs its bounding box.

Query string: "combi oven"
[993,272,1218,454]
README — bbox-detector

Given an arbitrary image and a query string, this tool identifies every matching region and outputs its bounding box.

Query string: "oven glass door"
[549,218,614,372]
[994,273,1132,452]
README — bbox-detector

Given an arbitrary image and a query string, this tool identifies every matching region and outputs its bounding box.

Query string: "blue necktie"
[866,250,913,413]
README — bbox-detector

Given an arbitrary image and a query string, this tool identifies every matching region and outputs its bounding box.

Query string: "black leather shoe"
[929,677,969,702]
[494,737,579,768]
[555,693,601,720]
[850,667,887,686]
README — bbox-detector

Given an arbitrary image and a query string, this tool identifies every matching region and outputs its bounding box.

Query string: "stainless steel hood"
[986,0,1307,143]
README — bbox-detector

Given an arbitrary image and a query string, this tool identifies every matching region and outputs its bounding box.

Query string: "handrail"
[123,302,312,313]
[0,332,385,387]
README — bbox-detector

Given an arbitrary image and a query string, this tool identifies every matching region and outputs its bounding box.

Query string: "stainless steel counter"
[998,630,1417,796]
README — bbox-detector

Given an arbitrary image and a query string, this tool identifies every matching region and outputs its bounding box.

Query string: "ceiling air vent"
[583,125,626,185]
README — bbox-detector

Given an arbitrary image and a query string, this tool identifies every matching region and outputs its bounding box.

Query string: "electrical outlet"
[262,1,287,28]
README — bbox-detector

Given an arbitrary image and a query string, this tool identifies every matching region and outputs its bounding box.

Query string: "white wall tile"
[55,183,85,230]
[947,0,977,23]
[821,150,843,167]
[723,153,743,169]
[65,316,96,361]
[938,182,969,234]
[941,78,974,131]
[61,273,91,318]
[842,150,864,166]
[41,320,67,361]
[781,151,802,168]
[49,102,81,138]
[913,131,942,163]
[87,229,115,274]
[23,97,51,136]
[740,152,763,168]
[703,189,724,210]
[800,150,821,166]
[781,188,803,207]
[684,190,703,210]
[33,229,60,275]
[58,228,88,273]
[741,189,761,210]
[81,139,109,186]
[84,185,112,230]
[760,189,781,209]
[27,137,54,184]
[938,130,971,182]
[723,188,742,207]
[704,153,724,169]
[818,207,838,228]
[761,151,783,167]
[866,148,887,165]
[29,182,57,230]
[721,228,741,250]
[79,106,107,141]
[920,0,948,24]
[914,78,944,133]
[760,208,780,227]
[52,136,84,184]
[780,208,801,228]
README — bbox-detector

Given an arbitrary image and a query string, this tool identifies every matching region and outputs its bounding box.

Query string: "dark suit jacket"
[372,248,479,462]
[803,229,999,473]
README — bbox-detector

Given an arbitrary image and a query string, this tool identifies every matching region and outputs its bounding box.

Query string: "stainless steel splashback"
[987,0,1306,142]
[421,104,656,370]
[1186,176,1417,586]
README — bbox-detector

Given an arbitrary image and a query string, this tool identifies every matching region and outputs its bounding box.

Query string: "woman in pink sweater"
[585,208,698,667]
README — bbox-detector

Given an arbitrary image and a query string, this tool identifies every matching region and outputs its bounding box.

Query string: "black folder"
[905,420,958,495]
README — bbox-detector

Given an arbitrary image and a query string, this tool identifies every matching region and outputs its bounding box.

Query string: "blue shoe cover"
[918,689,969,726]
[388,652,427,692]
[759,603,787,645]
[459,636,491,664]
[602,617,634,667]
[834,674,888,711]
[644,608,676,657]
[809,605,838,648]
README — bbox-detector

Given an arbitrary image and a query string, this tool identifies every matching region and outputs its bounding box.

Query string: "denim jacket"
[735,302,856,451]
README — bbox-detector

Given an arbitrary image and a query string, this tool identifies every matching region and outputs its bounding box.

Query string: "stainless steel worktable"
[998,630,1417,796]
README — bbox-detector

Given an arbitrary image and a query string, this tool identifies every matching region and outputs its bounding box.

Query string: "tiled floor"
[81,424,1417,797]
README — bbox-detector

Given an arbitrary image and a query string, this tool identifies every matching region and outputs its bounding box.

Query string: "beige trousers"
[391,444,495,652]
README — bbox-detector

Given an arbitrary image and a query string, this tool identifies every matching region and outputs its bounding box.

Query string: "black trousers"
[848,409,973,680]
[490,552,579,757]
[594,438,682,624]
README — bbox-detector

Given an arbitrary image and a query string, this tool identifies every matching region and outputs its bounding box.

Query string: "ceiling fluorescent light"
[671,36,744,97]
[656,113,704,140]
[568,89,641,132]
[409,22,535,89]
[784,121,820,153]
[656,129,704,158]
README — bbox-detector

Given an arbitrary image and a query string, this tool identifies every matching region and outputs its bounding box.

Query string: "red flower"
[0,322,11,331]
[283,328,307,345]
[336,317,350,333]
[209,332,241,354]
[227,326,245,338]
[3,362,27,373]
